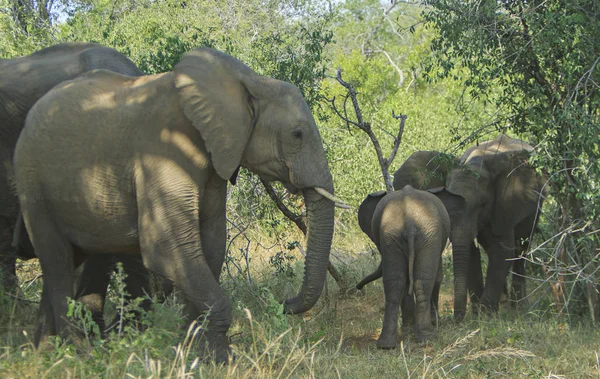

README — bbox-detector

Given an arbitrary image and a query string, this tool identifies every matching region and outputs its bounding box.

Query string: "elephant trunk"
[283,187,335,314]
[451,226,473,321]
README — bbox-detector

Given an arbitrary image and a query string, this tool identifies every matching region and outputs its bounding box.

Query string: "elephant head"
[393,150,457,191]
[433,134,544,318]
[173,48,340,314]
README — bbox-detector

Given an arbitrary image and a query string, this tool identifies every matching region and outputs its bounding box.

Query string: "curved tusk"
[314,187,352,209]
[335,202,352,209]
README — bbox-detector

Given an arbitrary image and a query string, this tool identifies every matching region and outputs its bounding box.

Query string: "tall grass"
[1,249,600,378]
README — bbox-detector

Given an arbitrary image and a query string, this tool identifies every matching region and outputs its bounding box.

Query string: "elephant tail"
[408,231,415,296]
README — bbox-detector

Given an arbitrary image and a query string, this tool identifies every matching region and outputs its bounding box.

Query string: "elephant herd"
[355,139,546,347]
[0,42,545,362]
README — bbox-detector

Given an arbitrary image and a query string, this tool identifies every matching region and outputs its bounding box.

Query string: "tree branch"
[331,68,408,191]
[260,179,307,235]
[387,111,407,167]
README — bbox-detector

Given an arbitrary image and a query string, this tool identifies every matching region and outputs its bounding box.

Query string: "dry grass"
[1,245,600,378]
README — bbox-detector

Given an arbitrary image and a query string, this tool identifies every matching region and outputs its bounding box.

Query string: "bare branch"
[377,48,405,88]
[327,95,361,129]
[336,68,367,130]
[260,179,307,235]
[387,111,407,169]
[331,68,406,192]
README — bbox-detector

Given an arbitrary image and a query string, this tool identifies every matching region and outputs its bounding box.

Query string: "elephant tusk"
[335,202,352,209]
[314,187,352,209]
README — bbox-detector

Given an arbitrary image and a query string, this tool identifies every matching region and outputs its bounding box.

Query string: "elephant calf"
[357,185,453,347]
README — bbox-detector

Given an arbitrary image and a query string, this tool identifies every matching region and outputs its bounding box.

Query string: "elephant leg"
[400,292,415,335]
[0,217,17,294]
[414,252,438,343]
[356,262,382,290]
[199,178,227,282]
[74,255,113,332]
[510,238,529,308]
[430,259,443,326]
[479,230,514,313]
[119,255,152,328]
[26,216,77,344]
[35,280,59,348]
[136,181,231,363]
[376,242,406,349]
[468,241,484,311]
[177,178,228,321]
[510,258,526,308]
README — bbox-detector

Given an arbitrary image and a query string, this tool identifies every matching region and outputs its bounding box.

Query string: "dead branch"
[261,179,307,235]
[329,68,407,191]
[388,111,407,166]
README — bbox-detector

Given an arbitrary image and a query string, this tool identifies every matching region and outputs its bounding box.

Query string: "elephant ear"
[486,151,544,235]
[369,190,387,198]
[358,191,387,240]
[427,187,466,229]
[174,48,258,180]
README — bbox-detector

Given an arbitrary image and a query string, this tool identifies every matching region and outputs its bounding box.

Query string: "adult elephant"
[392,150,527,310]
[0,42,153,330]
[438,134,545,319]
[392,150,456,191]
[13,47,341,362]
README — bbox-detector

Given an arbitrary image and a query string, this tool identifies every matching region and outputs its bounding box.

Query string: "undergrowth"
[1,252,600,378]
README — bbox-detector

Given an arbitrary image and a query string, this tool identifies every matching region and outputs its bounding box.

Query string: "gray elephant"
[13,47,343,362]
[435,134,546,319]
[357,185,459,346]
[390,150,529,311]
[0,42,157,331]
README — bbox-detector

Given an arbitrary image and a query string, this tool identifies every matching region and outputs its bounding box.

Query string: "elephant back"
[460,134,534,164]
[393,150,455,191]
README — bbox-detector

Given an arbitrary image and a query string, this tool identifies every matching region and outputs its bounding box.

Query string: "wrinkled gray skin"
[437,135,546,319]
[357,186,456,347]
[14,48,336,363]
[391,150,529,311]
[0,43,154,331]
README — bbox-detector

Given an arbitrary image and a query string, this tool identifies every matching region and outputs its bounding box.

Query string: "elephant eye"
[291,128,303,140]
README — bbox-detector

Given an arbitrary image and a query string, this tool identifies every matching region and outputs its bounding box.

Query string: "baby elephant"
[357,185,453,347]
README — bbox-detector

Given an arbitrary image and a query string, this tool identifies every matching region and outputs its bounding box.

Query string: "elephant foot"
[34,336,56,353]
[400,324,415,336]
[376,334,397,349]
[197,328,232,364]
[454,310,466,322]
[430,310,439,326]
[480,299,500,314]
[415,333,431,345]
[415,328,435,345]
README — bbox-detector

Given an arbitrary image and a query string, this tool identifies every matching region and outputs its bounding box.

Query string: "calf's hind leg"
[376,240,407,349]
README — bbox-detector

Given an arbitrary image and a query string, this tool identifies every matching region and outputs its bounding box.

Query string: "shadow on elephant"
[0,43,169,334]
[13,47,345,362]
